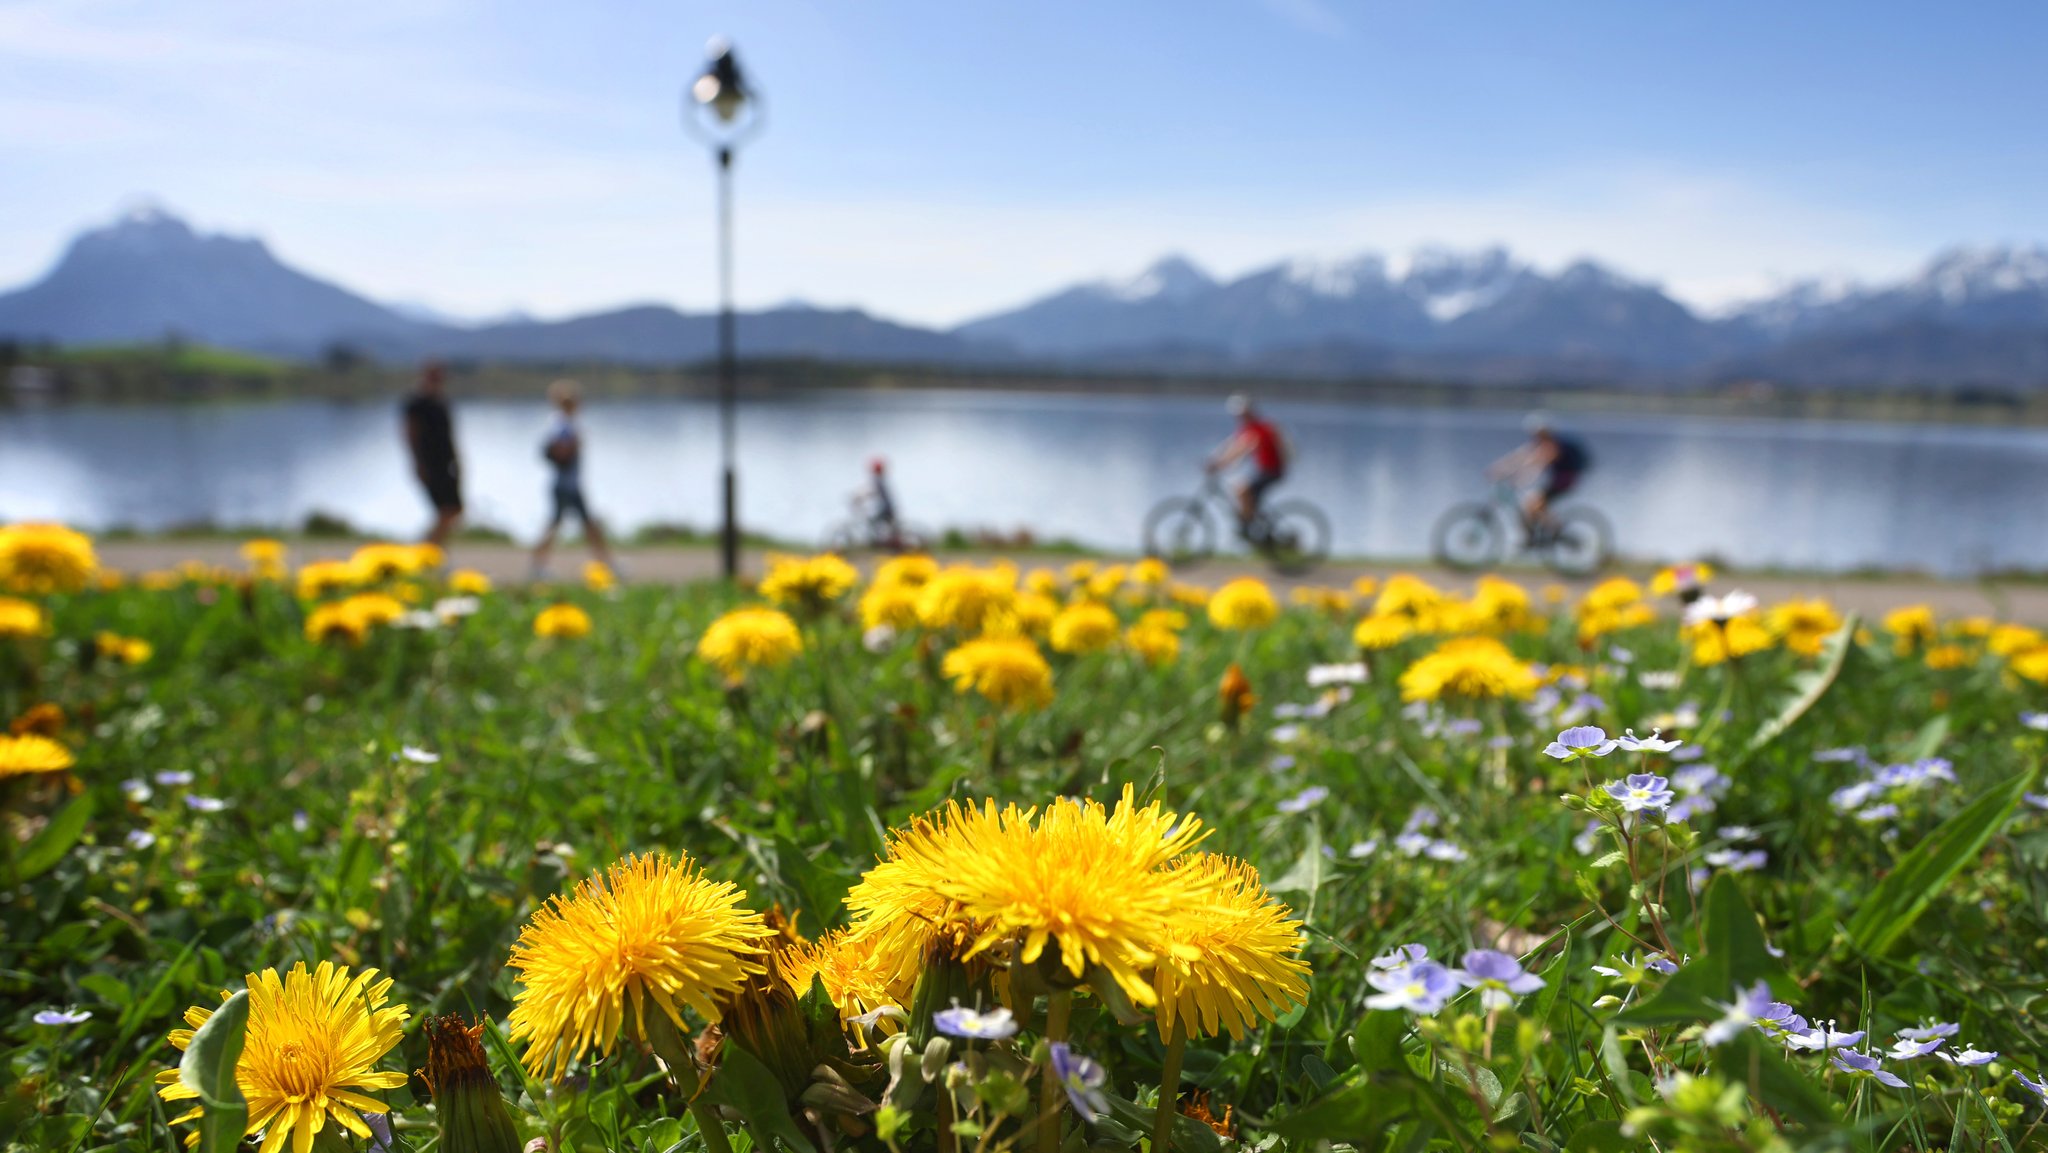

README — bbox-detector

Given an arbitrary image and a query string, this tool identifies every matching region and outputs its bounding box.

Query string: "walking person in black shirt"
[402,361,462,549]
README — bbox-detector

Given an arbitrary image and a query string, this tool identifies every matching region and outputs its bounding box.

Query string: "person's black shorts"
[421,464,462,514]
[1542,469,1581,501]
[549,483,591,526]
[1246,468,1285,504]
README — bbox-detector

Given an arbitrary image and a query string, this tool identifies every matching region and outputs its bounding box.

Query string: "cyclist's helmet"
[1523,411,1555,435]
[869,457,886,474]
[1226,393,1252,416]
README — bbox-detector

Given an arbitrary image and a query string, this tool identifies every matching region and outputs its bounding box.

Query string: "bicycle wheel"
[1432,503,1505,571]
[822,520,866,552]
[1143,498,1217,567]
[1261,499,1331,575]
[1544,506,1613,577]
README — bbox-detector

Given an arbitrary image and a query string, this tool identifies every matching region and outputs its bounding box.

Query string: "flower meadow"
[3,527,2048,1153]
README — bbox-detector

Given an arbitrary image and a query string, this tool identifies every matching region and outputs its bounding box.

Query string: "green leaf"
[1710,1032,1837,1130]
[1562,1119,1631,1153]
[178,989,250,1153]
[1746,613,1858,753]
[15,795,95,882]
[1898,714,1951,763]
[704,1041,818,1153]
[1268,822,1326,925]
[1699,874,1790,995]
[1269,1076,1418,1143]
[1847,768,2035,955]
[1349,1010,1411,1074]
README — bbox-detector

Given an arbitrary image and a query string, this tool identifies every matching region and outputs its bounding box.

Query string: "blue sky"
[3,0,2045,326]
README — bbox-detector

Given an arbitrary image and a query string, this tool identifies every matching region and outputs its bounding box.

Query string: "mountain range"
[8,206,2048,390]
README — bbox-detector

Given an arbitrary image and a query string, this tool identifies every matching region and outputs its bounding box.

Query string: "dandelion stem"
[1038,989,1073,1153]
[690,1098,737,1153]
[1152,1019,1189,1153]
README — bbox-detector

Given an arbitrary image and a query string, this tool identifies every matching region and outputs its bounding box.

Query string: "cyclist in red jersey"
[1208,393,1290,531]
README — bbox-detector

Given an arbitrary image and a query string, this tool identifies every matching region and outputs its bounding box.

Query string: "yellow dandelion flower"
[1577,601,1658,643]
[1006,591,1060,638]
[1471,576,1535,631]
[1398,636,1539,702]
[1685,616,1774,666]
[507,852,771,1080]
[1024,568,1062,598]
[1373,573,1443,617]
[1924,643,1972,670]
[1649,563,1713,597]
[1126,621,1181,667]
[1050,601,1120,654]
[0,733,74,778]
[1883,604,1938,651]
[2010,644,2048,684]
[0,523,97,594]
[842,800,998,986]
[1289,586,1353,615]
[916,566,1018,633]
[304,600,361,645]
[874,554,939,590]
[1207,578,1278,631]
[941,635,1054,710]
[0,596,49,639]
[156,961,410,1153]
[345,593,407,629]
[240,538,288,579]
[759,553,860,611]
[1084,564,1129,601]
[449,568,493,595]
[1579,578,1644,616]
[94,632,153,665]
[780,929,911,1037]
[1132,557,1169,587]
[1167,581,1212,607]
[348,542,431,583]
[533,603,593,639]
[295,560,358,600]
[1138,608,1188,632]
[1149,854,1310,1040]
[1988,624,2042,657]
[1411,596,1487,636]
[583,561,616,592]
[1063,560,1099,585]
[1353,613,1413,651]
[1350,575,1379,599]
[696,607,803,677]
[859,582,922,630]
[946,786,1208,1006]
[1765,599,1843,657]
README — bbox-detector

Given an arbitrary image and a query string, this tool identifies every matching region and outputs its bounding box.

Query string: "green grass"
[4,559,2048,1152]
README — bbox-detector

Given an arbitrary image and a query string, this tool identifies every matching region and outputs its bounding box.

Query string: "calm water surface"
[0,391,2039,576]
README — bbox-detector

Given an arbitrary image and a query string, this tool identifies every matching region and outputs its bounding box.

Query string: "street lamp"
[685,36,763,581]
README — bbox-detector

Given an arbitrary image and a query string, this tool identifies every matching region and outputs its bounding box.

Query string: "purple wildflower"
[1365,960,1458,1014]
[1544,725,1618,761]
[1455,950,1545,1009]
[1605,773,1675,813]
[1277,786,1328,814]
[1831,1049,1908,1089]
[1048,1043,1110,1122]
[933,1005,1017,1040]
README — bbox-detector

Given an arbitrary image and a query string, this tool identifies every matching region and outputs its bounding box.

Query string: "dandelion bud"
[423,1015,523,1153]
[1219,664,1256,726]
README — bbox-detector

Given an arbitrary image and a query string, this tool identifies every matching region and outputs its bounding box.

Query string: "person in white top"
[529,379,618,580]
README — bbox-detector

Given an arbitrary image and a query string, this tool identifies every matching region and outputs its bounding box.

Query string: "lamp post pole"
[717,144,737,580]
[687,36,759,583]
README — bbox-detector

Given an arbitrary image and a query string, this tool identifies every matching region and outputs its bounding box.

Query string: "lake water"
[0,390,2040,575]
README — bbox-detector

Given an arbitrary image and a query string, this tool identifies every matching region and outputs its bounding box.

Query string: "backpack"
[1554,436,1590,473]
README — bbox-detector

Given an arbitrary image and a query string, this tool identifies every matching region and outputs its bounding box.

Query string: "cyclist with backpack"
[1489,413,1591,544]
[1208,393,1290,538]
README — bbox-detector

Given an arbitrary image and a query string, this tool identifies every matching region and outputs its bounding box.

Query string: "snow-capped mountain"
[957,247,1726,369]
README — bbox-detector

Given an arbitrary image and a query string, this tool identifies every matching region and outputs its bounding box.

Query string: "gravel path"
[93,539,2048,624]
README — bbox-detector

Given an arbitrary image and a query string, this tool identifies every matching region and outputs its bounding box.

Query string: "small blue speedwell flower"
[1604,774,1675,814]
[33,1009,92,1027]
[1831,1049,1908,1088]
[1454,950,1545,1010]
[1616,729,1683,753]
[1277,786,1328,814]
[1048,1043,1110,1122]
[1365,959,1457,1014]
[1544,725,1618,761]
[933,1005,1016,1040]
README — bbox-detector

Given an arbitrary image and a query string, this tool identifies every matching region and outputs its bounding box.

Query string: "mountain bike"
[1143,473,1331,575]
[1432,482,1612,576]
[822,495,931,554]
